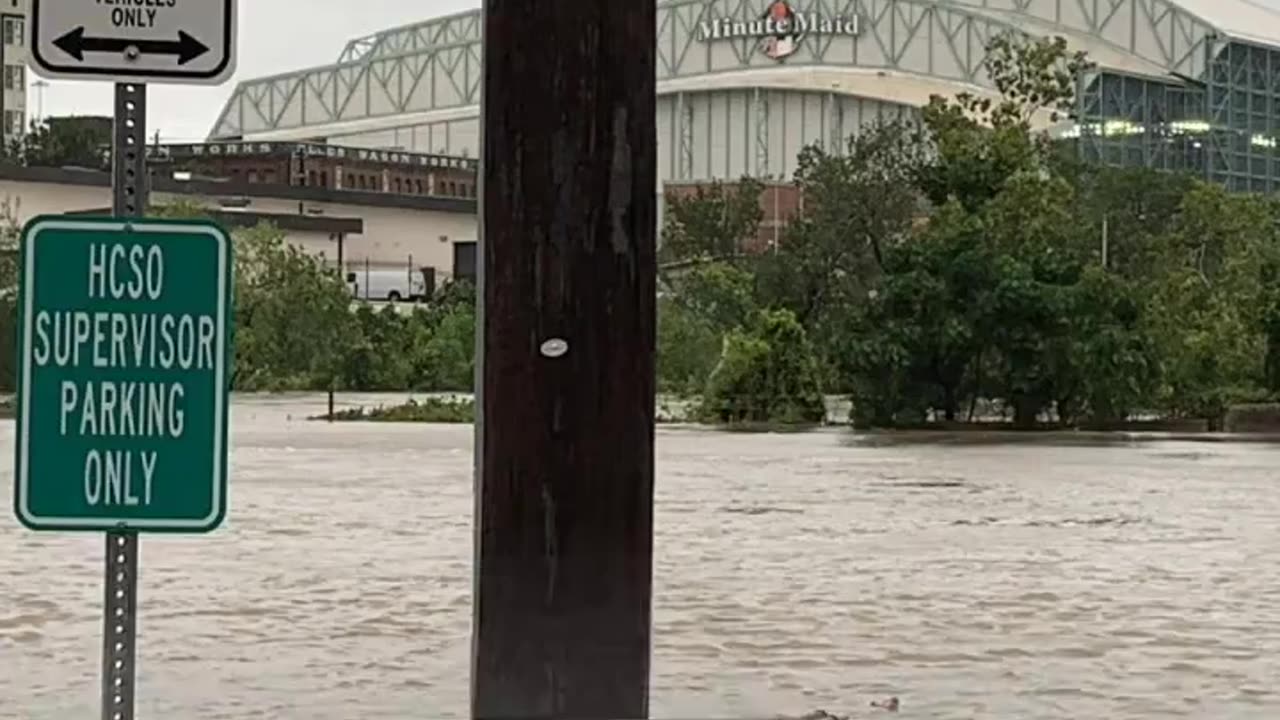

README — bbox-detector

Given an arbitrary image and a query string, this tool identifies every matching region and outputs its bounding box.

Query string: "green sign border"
[13,215,234,534]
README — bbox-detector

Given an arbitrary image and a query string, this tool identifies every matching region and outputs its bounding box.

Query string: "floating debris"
[871,696,900,712]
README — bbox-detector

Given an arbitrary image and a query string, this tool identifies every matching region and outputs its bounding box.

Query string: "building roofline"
[65,206,365,235]
[0,164,478,215]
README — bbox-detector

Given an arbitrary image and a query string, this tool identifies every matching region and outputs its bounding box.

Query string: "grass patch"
[316,397,475,424]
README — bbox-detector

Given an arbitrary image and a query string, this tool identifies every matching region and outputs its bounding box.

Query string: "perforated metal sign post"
[30,0,237,85]
[11,84,233,720]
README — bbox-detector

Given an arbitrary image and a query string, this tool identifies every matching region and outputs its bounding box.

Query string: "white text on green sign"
[15,217,232,532]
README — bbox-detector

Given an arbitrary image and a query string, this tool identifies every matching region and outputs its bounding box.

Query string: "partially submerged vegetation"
[319,397,475,424]
[4,35,1280,436]
[656,33,1280,431]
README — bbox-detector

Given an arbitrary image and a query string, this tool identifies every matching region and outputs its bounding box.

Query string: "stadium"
[209,0,1280,194]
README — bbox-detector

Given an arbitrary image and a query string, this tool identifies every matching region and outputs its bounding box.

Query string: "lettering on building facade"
[697,0,861,60]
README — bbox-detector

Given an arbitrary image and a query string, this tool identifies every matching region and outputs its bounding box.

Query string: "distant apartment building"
[1,0,26,146]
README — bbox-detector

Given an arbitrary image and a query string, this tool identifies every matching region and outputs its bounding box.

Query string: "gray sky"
[33,0,1280,142]
[32,0,480,142]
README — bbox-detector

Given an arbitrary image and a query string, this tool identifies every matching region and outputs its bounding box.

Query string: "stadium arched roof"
[207,0,1280,141]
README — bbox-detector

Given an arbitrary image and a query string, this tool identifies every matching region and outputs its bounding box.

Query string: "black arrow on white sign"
[54,26,210,65]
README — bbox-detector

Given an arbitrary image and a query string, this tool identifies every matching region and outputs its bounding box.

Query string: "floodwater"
[2,394,1279,720]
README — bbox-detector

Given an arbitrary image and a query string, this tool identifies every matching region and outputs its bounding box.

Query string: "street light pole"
[32,79,48,124]
[471,0,658,717]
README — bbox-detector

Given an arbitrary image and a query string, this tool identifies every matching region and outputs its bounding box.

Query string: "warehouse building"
[209,0,1280,197]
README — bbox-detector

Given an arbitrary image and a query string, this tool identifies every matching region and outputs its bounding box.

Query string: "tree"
[1149,184,1275,426]
[656,296,721,395]
[5,116,112,169]
[659,177,764,265]
[0,196,21,391]
[844,199,994,425]
[232,223,357,390]
[1061,267,1162,423]
[700,309,826,425]
[420,304,476,391]
[914,32,1086,212]
[758,121,923,326]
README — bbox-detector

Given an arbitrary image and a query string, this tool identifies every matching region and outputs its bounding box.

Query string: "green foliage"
[1,34,1275,435]
[699,309,826,425]
[1145,185,1277,426]
[664,261,758,332]
[0,197,19,391]
[322,397,475,424]
[232,223,356,391]
[337,293,475,393]
[657,30,1280,431]
[420,304,476,392]
[4,116,112,169]
[657,296,721,395]
[660,178,765,264]
[152,199,478,394]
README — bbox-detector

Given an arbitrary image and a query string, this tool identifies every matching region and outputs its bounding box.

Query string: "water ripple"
[0,396,1277,720]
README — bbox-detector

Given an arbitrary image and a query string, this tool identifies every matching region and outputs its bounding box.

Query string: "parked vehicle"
[346,267,436,303]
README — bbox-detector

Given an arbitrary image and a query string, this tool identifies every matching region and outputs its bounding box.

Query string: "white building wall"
[0,178,478,280]
[314,88,914,239]
[324,88,916,185]
[659,89,916,183]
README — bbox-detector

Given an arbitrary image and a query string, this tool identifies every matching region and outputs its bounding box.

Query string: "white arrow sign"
[31,0,237,85]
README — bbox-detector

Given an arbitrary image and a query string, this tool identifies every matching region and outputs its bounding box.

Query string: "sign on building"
[697,0,860,61]
[14,216,233,533]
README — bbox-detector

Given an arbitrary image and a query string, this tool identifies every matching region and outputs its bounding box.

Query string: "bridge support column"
[471,0,658,718]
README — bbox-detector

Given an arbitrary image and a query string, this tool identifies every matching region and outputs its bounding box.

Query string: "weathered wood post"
[471,0,658,717]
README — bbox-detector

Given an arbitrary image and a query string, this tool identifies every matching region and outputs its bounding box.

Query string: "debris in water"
[871,696,900,712]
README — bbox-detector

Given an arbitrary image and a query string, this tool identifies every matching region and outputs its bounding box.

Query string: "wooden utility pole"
[471,0,657,718]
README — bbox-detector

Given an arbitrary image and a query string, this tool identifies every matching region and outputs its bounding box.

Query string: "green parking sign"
[13,215,233,533]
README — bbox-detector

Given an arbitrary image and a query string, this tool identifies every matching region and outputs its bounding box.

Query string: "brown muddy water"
[1,394,1278,719]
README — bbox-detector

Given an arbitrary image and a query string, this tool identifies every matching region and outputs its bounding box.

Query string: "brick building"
[664,180,802,254]
[142,141,479,200]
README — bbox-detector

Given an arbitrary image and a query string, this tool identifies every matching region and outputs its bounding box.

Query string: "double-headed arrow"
[54,26,209,65]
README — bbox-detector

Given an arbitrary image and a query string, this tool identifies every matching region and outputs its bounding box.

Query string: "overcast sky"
[32,0,480,142]
[33,0,1280,142]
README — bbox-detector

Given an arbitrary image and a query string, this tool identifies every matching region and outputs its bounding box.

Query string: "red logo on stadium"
[762,1,802,60]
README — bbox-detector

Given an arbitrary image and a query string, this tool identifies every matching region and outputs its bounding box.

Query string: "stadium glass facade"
[1073,38,1280,193]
